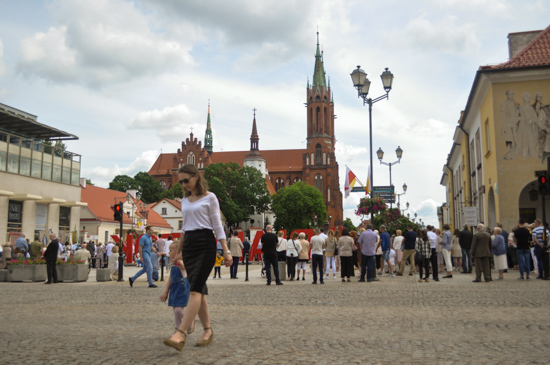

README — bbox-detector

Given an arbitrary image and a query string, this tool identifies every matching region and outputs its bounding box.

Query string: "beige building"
[0,103,86,244]
[440,25,550,231]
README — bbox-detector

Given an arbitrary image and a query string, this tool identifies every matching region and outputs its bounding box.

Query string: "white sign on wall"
[463,207,479,226]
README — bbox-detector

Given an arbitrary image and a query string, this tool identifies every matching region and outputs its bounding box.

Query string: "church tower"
[243,109,267,175]
[204,102,213,155]
[304,32,343,228]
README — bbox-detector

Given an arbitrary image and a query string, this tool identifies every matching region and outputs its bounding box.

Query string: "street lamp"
[396,183,407,207]
[350,65,394,221]
[377,146,403,207]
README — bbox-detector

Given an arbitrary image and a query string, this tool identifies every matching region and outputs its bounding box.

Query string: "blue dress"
[168,266,190,308]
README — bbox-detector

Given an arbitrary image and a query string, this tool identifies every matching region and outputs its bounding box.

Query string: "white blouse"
[181,193,226,240]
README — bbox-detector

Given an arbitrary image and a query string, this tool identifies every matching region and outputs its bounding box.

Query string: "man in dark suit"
[43,233,59,284]
[471,224,492,282]
[459,224,473,273]
[261,225,283,286]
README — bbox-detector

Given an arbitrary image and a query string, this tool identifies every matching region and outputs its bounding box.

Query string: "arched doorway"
[518,180,550,224]
[487,187,496,228]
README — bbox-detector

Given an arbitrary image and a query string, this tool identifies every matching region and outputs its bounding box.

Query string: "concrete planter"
[0,269,7,282]
[269,261,287,281]
[32,265,47,282]
[74,264,89,282]
[96,268,111,282]
[7,265,34,282]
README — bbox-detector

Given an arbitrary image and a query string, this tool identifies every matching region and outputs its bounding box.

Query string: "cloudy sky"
[0,0,549,227]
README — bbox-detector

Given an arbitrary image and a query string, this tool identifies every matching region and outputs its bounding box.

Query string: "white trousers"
[442,248,453,273]
[325,256,336,275]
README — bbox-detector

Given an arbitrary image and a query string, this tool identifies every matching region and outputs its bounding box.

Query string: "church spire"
[204,100,213,155]
[250,108,259,151]
[312,31,326,88]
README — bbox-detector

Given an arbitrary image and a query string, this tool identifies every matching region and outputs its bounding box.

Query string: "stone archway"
[518,180,550,224]
[487,187,497,228]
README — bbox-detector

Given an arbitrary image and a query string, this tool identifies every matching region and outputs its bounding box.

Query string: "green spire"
[312,31,326,88]
[204,101,213,155]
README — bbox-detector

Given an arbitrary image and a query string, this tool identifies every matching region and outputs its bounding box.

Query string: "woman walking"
[492,227,508,280]
[164,164,232,351]
[451,229,462,271]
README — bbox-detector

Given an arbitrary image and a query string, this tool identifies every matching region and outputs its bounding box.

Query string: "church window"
[275,178,284,191]
[187,152,195,165]
[315,144,322,165]
[160,181,166,190]
[323,152,326,165]
[311,153,314,165]
[314,174,324,194]
[293,178,301,184]
[306,155,309,165]
[328,187,331,202]
[327,155,330,164]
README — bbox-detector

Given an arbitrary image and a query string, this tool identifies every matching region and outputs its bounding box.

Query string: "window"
[62,167,70,184]
[178,220,183,230]
[327,187,331,202]
[275,178,284,191]
[161,208,167,215]
[52,165,62,182]
[323,152,326,165]
[187,152,195,165]
[42,162,52,180]
[484,119,491,154]
[31,160,41,178]
[0,151,6,171]
[315,144,322,165]
[20,157,30,176]
[7,154,18,173]
[293,178,301,183]
[314,174,324,193]
[310,153,314,165]
[105,231,109,243]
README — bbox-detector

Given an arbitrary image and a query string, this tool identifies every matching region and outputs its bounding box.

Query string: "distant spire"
[312,31,326,88]
[250,108,259,151]
[204,100,213,155]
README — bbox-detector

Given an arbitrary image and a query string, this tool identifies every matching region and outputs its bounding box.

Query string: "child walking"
[160,243,195,333]
[213,251,224,278]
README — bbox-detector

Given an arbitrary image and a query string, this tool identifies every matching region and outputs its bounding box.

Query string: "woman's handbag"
[333,240,339,256]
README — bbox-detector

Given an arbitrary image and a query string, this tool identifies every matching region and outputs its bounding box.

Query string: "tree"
[204,162,272,229]
[85,179,94,186]
[134,171,164,204]
[343,217,357,232]
[109,175,138,193]
[271,182,327,234]
[162,182,183,200]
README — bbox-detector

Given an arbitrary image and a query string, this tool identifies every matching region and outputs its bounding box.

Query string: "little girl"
[160,243,194,333]
[213,251,224,279]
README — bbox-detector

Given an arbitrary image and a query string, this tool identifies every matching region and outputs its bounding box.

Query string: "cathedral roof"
[482,24,550,70]
[312,32,326,88]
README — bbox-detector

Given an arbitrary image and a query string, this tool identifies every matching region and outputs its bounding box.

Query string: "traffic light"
[538,173,548,195]
[114,203,123,222]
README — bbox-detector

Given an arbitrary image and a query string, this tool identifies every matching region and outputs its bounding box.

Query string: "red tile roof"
[485,24,550,69]
[151,198,181,211]
[81,185,172,229]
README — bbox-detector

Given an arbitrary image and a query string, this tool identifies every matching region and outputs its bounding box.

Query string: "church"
[148,35,344,229]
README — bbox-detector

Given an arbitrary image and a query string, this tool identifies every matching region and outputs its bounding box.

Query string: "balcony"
[0,130,81,185]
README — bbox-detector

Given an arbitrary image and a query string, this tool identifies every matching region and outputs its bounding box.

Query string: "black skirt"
[182,229,216,295]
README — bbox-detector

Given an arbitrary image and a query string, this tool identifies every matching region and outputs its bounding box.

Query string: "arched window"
[315,144,322,165]
[327,187,331,202]
[275,178,284,191]
[293,178,301,184]
[187,152,195,165]
[314,174,324,194]
[160,181,166,190]
[327,155,330,165]
[306,155,309,165]
[311,153,314,165]
[323,152,326,165]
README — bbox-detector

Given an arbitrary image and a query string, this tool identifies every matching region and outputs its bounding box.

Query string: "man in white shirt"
[106,241,115,258]
[319,228,328,241]
[310,228,325,284]
[164,235,173,270]
[427,226,439,281]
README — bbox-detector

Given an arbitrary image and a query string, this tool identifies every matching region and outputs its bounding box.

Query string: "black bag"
[333,240,339,256]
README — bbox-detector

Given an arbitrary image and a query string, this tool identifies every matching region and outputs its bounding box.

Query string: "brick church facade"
[148,35,344,228]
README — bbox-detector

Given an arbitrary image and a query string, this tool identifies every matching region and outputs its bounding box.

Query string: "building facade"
[0,103,86,244]
[440,26,550,231]
[148,35,344,228]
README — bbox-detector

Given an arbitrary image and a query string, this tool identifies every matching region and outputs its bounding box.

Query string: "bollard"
[245,253,249,282]
[160,256,165,281]
[117,253,125,282]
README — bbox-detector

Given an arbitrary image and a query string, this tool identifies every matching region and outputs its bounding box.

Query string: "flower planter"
[0,269,7,282]
[57,265,73,282]
[7,265,34,282]
[32,265,47,282]
[74,264,89,282]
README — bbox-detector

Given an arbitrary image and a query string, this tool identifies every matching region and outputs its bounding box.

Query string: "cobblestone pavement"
[2,264,550,364]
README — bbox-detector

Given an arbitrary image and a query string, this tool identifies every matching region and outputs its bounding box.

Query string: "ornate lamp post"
[350,66,394,221]
[396,183,407,207]
[377,146,403,208]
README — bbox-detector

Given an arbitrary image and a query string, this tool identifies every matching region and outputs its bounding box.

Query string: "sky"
[0,0,549,227]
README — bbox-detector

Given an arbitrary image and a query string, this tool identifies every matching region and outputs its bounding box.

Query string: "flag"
[365,165,372,196]
[345,166,358,198]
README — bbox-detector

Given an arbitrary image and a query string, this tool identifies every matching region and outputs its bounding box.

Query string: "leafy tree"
[272,182,327,234]
[343,217,357,232]
[85,179,94,186]
[109,175,138,193]
[162,182,183,200]
[204,162,271,229]
[134,171,164,203]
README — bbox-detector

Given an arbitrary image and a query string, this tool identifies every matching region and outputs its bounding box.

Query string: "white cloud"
[83,150,160,188]
[0,39,6,76]
[17,0,194,88]
[129,104,204,142]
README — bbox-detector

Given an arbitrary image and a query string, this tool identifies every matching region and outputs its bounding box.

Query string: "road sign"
[372,186,395,204]
[463,207,479,226]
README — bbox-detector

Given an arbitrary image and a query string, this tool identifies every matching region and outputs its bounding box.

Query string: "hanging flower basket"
[355,196,387,216]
